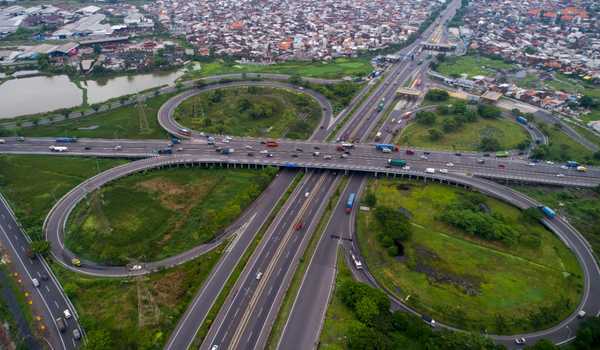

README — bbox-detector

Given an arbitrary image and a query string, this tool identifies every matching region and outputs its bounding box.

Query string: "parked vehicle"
[73,329,82,340]
[351,254,363,270]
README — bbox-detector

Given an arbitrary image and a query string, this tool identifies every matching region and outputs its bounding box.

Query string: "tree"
[355,297,380,326]
[288,74,303,85]
[415,111,436,125]
[425,88,449,101]
[580,95,597,109]
[524,339,558,350]
[574,316,600,350]
[517,139,532,151]
[428,128,443,141]
[477,104,502,119]
[30,240,50,256]
[522,207,544,222]
[363,191,377,207]
[479,136,501,152]
[442,117,460,132]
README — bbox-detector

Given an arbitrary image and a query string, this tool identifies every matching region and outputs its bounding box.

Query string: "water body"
[0,70,183,119]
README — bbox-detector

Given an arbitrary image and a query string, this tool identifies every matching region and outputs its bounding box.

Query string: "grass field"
[51,245,223,350]
[0,155,126,241]
[537,123,598,164]
[435,55,515,78]
[511,185,600,262]
[66,167,277,265]
[356,179,582,334]
[396,117,528,151]
[174,86,321,139]
[13,93,173,139]
[181,58,373,80]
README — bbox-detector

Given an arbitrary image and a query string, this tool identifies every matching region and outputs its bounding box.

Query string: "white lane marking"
[54,300,60,309]
[45,285,50,293]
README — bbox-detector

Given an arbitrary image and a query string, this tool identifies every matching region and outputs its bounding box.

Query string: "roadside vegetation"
[511,185,600,261]
[174,86,321,139]
[0,155,126,242]
[51,246,223,350]
[292,77,363,116]
[356,179,582,334]
[11,92,173,139]
[432,54,515,79]
[530,120,600,165]
[181,57,373,80]
[318,250,503,350]
[397,91,529,152]
[66,167,277,265]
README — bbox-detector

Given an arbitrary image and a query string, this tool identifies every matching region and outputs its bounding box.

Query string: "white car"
[402,166,411,170]
[527,162,536,166]
[259,150,268,154]
[32,278,40,287]
[560,165,569,170]
[313,151,320,157]
[439,168,448,174]
[63,309,72,319]
[245,145,253,149]
[256,272,263,280]
[420,155,428,160]
[305,192,310,198]
[556,174,565,177]
[515,337,526,345]
[324,155,333,160]
[225,136,233,140]
[210,346,219,350]
[222,139,230,143]
[114,145,122,151]
[0,139,5,144]
[445,162,454,167]
[545,160,555,165]
[130,264,142,271]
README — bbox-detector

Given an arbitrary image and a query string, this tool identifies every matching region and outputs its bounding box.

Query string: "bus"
[495,151,510,158]
[346,193,356,213]
[351,254,363,270]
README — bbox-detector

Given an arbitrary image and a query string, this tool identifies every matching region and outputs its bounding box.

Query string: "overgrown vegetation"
[296,78,363,115]
[355,179,582,334]
[52,246,223,350]
[66,167,277,265]
[174,86,321,139]
[397,101,528,151]
[529,120,599,165]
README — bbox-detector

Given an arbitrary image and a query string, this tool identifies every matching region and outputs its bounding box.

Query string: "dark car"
[247,152,254,157]
[483,153,490,157]
[296,148,303,152]
[455,152,462,156]
[423,151,431,155]
[84,146,91,150]
[40,273,49,281]
[292,154,299,158]
[56,317,66,333]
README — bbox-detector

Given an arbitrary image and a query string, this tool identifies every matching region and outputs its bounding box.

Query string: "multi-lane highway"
[1,0,598,348]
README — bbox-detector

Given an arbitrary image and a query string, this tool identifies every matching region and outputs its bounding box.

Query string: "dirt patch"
[137,178,187,210]
[151,270,187,307]
[411,244,482,296]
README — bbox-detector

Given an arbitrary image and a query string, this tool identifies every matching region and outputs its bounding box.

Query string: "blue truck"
[540,206,556,219]
[375,143,396,152]
[55,137,78,143]
[283,162,299,168]
[516,116,528,125]
[346,193,356,213]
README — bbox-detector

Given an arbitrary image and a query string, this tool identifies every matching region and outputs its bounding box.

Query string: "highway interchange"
[1,0,600,348]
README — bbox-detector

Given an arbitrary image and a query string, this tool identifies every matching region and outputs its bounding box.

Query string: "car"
[515,338,526,345]
[324,155,332,160]
[477,158,485,164]
[211,345,219,350]
[245,145,253,149]
[56,317,66,333]
[114,145,122,151]
[84,146,91,150]
[40,273,49,281]
[546,160,555,165]
[445,162,454,167]
[73,329,81,340]
[291,154,299,158]
[199,132,206,137]
[247,152,254,157]
[259,150,268,154]
[130,265,142,271]
[498,164,506,169]
[63,309,72,319]
[422,315,436,327]
[423,151,431,155]
[0,139,5,144]
[256,272,263,280]
[305,192,310,198]
[296,148,303,152]
[225,136,232,140]
[578,310,586,318]
[556,173,565,177]
[341,153,348,158]
[17,136,25,142]
[402,166,411,170]
[222,139,230,143]
[314,146,320,150]
[560,165,569,170]
[32,278,40,287]
[439,169,448,174]
[267,153,273,158]
[420,155,428,160]
[215,147,222,152]
[260,140,266,144]
[177,147,184,152]
[313,151,320,157]
[483,153,490,157]
[527,162,536,166]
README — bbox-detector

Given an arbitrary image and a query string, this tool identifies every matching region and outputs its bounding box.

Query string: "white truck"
[49,145,68,152]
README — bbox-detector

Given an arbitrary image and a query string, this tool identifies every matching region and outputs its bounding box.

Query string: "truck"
[221,148,235,155]
[375,143,397,152]
[425,168,436,174]
[157,148,173,155]
[49,145,68,152]
[284,162,299,168]
[495,151,509,158]
[346,193,356,213]
[540,206,556,219]
[516,116,528,125]
[55,137,77,143]
[377,98,385,112]
[388,159,407,167]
